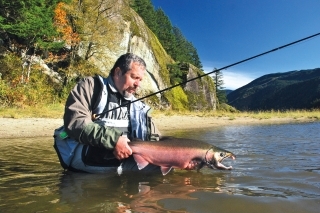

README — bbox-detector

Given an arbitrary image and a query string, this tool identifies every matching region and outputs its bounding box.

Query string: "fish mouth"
[213,154,236,170]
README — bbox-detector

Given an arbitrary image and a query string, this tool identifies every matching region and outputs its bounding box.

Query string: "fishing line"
[93,32,320,119]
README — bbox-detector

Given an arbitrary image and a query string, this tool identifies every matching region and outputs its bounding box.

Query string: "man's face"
[114,61,146,98]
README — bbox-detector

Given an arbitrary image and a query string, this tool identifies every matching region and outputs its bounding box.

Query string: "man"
[54,53,196,174]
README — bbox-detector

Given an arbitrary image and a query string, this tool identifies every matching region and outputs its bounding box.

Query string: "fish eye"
[220,152,225,157]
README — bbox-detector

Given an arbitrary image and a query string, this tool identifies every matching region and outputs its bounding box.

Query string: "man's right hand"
[113,136,132,160]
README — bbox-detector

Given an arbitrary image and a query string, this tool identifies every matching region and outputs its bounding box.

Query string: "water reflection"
[57,170,235,212]
[56,168,319,213]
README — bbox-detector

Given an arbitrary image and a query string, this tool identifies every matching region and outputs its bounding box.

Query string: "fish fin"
[161,166,173,175]
[132,154,149,170]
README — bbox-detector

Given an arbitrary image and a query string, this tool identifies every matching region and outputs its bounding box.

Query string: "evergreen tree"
[154,8,176,56]
[173,27,202,68]
[130,0,157,32]
[172,27,185,61]
[187,41,202,69]
[0,1,24,24]
[212,68,227,105]
[130,0,203,69]
[0,0,70,51]
[0,0,70,83]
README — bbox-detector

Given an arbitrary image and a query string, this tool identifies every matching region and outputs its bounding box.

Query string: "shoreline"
[0,116,317,139]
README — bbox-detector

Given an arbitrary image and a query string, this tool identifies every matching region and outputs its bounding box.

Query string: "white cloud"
[223,71,254,90]
[203,66,255,90]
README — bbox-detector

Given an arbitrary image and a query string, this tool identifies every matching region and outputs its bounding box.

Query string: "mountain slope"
[227,68,320,110]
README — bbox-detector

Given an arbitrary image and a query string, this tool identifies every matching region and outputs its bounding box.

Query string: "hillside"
[0,0,216,111]
[227,68,320,110]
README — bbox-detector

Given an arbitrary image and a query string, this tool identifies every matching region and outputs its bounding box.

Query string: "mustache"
[127,85,139,91]
[123,85,140,98]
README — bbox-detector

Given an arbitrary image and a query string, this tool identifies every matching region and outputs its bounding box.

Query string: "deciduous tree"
[65,0,118,61]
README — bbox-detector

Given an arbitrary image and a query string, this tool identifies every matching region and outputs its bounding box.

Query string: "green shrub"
[164,86,188,111]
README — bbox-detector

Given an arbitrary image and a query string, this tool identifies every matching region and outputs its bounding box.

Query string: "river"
[0,122,319,213]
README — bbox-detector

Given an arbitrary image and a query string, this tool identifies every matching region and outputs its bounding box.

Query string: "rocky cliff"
[75,0,216,110]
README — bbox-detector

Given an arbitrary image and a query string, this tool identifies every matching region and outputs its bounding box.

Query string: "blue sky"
[151,0,320,90]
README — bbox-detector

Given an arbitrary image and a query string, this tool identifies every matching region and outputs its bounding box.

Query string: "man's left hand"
[113,136,132,160]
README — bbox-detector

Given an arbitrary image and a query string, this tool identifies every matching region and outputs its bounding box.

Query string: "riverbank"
[0,116,317,138]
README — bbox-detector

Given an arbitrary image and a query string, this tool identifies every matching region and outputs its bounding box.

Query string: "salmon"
[129,136,236,175]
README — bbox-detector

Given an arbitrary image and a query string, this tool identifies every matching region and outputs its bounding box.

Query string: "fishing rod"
[93,32,320,119]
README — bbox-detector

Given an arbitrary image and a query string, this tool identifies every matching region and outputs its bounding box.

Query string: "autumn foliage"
[54,2,80,46]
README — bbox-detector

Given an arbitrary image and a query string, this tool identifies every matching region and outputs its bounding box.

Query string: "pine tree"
[0,0,68,50]
[0,0,70,82]
[130,0,202,69]
[154,9,176,56]
[172,27,202,68]
[212,68,227,105]
[130,0,157,31]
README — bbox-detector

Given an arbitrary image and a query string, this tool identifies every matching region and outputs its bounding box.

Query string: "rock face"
[76,2,168,98]
[68,1,217,110]
[73,1,216,110]
[184,64,216,110]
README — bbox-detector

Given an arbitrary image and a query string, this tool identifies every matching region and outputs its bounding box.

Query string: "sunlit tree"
[212,68,227,105]
[65,0,118,61]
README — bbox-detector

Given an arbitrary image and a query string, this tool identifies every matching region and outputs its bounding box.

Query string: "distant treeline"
[227,68,320,110]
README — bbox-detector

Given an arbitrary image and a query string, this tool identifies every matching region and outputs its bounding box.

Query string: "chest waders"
[53,76,158,173]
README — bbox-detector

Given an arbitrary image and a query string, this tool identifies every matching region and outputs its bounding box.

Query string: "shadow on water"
[1,122,320,212]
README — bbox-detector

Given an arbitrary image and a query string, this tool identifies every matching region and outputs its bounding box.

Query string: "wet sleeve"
[80,123,122,149]
[63,77,122,149]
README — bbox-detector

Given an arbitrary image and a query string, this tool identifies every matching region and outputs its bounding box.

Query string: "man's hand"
[113,136,132,160]
[185,160,200,170]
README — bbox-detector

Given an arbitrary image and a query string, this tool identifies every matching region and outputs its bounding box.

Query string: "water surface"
[0,122,319,212]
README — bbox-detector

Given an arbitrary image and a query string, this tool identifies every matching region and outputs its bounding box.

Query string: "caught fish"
[129,136,236,175]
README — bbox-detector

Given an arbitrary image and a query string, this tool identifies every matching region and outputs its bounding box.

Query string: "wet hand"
[185,160,199,170]
[113,136,132,160]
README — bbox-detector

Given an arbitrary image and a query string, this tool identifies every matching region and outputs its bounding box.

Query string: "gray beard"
[123,91,132,99]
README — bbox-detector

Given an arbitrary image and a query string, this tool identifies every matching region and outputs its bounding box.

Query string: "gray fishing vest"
[94,75,151,140]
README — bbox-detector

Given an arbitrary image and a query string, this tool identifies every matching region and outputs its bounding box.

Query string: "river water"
[0,122,319,213]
